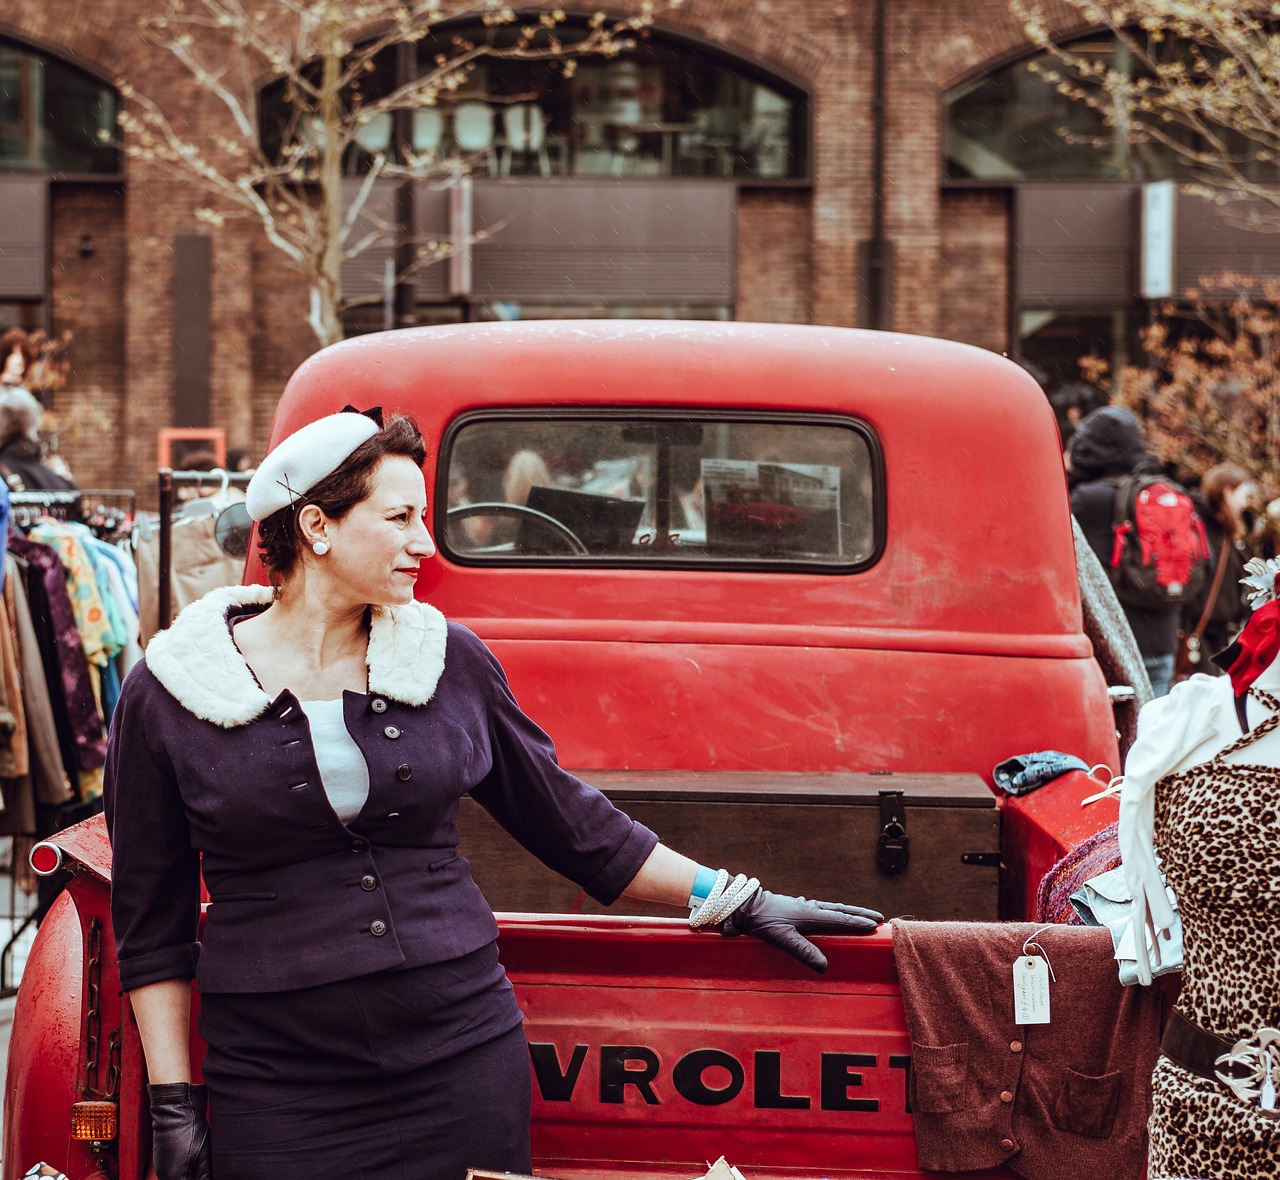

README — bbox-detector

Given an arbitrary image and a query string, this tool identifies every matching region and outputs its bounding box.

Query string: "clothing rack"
[1,488,138,996]
[157,468,253,631]
[9,487,137,530]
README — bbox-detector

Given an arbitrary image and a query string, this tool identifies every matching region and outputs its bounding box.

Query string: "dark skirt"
[199,943,530,1180]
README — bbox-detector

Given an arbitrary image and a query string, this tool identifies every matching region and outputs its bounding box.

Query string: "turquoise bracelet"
[688,863,719,909]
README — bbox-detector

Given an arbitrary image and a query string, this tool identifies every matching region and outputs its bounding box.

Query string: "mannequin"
[1120,557,1280,1178]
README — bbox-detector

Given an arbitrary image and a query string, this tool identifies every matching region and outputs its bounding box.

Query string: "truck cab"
[6,322,1127,1179]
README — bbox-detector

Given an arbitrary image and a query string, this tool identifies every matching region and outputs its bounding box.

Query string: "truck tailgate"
[499,916,1016,1180]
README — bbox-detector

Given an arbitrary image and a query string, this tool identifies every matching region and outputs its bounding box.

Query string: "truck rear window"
[439,413,880,569]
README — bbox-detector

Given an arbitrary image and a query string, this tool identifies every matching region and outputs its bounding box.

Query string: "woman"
[104,408,882,1180]
[0,386,77,492]
[0,326,32,388]
[1121,554,1280,1177]
[501,448,553,506]
[1181,463,1256,672]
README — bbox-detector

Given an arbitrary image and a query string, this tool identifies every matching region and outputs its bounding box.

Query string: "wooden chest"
[457,770,1000,922]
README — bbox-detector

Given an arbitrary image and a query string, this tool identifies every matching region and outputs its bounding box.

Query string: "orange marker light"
[69,1101,117,1141]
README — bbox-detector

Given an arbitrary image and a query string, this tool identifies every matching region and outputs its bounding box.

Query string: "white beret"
[245,411,380,522]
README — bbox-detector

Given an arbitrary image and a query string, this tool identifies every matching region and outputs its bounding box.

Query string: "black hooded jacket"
[0,438,77,493]
[1067,406,1180,659]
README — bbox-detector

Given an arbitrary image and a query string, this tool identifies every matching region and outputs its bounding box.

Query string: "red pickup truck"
[5,322,1133,1179]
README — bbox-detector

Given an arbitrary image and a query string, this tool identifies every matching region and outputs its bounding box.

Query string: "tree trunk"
[311,21,347,349]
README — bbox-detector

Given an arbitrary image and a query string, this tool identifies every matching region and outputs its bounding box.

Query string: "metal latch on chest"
[876,789,909,875]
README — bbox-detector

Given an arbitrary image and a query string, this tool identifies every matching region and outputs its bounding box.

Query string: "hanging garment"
[82,531,138,613]
[1145,687,1280,1178]
[29,522,121,718]
[0,480,8,590]
[8,531,106,777]
[0,587,25,833]
[7,553,69,809]
[29,523,116,667]
[135,514,243,647]
[81,533,141,679]
[0,585,26,779]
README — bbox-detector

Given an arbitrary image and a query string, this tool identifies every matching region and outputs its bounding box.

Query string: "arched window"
[944,31,1280,183]
[0,37,119,174]
[260,20,807,182]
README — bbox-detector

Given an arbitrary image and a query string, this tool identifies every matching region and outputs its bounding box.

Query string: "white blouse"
[298,698,371,825]
[1119,659,1280,984]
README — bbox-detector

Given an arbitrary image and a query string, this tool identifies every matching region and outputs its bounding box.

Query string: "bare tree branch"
[1012,2,1280,227]
[122,0,679,346]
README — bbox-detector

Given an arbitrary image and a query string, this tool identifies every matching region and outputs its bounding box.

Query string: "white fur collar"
[144,584,449,727]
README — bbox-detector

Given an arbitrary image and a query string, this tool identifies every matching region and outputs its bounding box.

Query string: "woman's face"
[321,455,435,606]
[1226,481,1257,521]
[1,346,26,384]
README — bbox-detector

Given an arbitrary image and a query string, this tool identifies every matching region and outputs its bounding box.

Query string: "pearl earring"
[312,540,330,556]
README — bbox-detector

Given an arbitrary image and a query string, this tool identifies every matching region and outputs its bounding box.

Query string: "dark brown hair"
[0,328,34,379]
[256,413,427,585]
[1200,462,1250,534]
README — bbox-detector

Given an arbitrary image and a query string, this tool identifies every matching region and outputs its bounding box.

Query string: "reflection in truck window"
[442,415,878,567]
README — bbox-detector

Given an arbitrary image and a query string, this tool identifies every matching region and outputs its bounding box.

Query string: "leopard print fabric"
[1149,688,1280,1179]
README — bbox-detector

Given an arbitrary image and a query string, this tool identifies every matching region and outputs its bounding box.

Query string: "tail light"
[29,842,64,876]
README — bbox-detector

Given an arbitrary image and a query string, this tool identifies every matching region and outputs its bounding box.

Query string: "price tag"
[1013,955,1051,1025]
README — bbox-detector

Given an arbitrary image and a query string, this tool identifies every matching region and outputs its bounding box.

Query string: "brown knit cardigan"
[891,920,1164,1180]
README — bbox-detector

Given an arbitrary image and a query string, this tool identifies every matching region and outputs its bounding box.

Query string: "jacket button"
[370,920,387,936]
[384,725,401,739]
[999,1090,1013,1103]
[360,874,377,891]
[1000,1138,1015,1152]
[371,698,388,714]
[396,764,412,781]
[350,838,370,853]
[1009,1040,1023,1053]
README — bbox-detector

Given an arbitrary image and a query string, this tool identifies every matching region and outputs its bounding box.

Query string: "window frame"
[0,33,123,180]
[257,17,814,187]
[435,406,886,574]
[938,25,1261,189]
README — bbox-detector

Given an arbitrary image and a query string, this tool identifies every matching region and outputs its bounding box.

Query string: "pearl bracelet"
[688,869,760,929]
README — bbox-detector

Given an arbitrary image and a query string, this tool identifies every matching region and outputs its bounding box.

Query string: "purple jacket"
[104,586,658,994]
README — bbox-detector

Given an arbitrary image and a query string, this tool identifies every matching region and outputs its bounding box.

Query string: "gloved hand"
[148,1082,212,1180]
[718,887,883,973]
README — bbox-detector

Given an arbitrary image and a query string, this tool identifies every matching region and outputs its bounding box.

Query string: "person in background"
[226,448,254,474]
[0,386,77,493]
[445,462,493,547]
[1066,405,1182,696]
[0,327,33,389]
[501,449,553,506]
[173,449,220,505]
[1182,464,1257,672]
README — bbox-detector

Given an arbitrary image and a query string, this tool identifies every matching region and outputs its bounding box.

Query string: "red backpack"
[1107,474,1211,609]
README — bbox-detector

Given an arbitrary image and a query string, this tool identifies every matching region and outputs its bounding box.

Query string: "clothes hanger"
[176,469,231,520]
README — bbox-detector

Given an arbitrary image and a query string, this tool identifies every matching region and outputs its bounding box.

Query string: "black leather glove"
[718,887,883,973]
[148,1082,212,1180]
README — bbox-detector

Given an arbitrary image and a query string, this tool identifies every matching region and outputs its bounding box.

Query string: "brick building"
[1,0,1276,492]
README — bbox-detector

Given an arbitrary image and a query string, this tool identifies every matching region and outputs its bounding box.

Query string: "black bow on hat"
[341,404,384,427]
